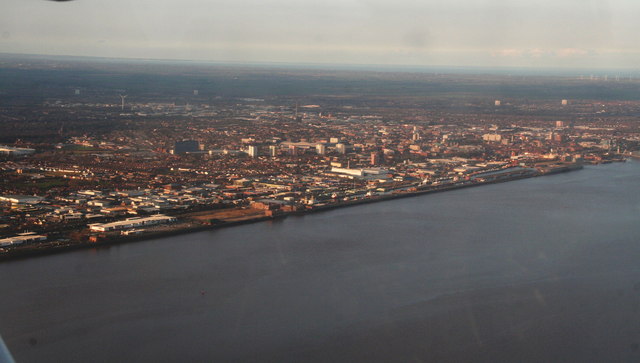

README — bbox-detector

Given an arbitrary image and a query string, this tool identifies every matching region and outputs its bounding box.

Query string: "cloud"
[556,48,589,57]
[492,48,524,57]
[492,48,592,59]
[528,48,550,58]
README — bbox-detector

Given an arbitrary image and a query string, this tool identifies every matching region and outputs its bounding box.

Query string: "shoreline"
[0,162,590,262]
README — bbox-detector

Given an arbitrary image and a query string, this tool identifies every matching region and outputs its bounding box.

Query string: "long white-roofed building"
[89,215,176,232]
[0,233,47,247]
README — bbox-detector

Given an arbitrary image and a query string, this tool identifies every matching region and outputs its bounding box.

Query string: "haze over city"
[2,0,640,68]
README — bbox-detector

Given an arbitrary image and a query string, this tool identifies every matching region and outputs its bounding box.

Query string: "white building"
[0,195,44,205]
[89,215,177,232]
[331,167,364,177]
[247,145,258,158]
[331,167,389,178]
[0,233,47,247]
[0,145,35,157]
[482,134,502,142]
[267,145,277,157]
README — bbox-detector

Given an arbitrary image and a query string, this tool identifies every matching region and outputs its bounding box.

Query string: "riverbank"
[0,162,589,262]
[4,157,639,363]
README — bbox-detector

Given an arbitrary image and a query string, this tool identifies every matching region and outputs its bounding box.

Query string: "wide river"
[2,161,640,362]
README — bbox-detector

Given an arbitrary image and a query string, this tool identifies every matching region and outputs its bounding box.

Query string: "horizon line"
[1,51,639,76]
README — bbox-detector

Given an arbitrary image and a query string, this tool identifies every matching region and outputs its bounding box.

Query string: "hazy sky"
[2,0,639,68]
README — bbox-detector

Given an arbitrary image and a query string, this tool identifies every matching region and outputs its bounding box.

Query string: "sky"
[1,0,639,69]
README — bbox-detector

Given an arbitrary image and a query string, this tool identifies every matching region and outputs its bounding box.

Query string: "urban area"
[1,58,638,258]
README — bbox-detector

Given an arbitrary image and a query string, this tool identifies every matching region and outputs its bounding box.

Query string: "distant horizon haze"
[2,0,640,69]
[3,51,640,78]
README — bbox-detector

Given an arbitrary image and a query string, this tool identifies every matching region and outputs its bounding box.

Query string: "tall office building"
[371,152,381,165]
[316,144,326,155]
[269,145,278,157]
[247,145,258,158]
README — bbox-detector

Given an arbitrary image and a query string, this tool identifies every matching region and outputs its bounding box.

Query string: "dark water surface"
[2,161,640,362]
